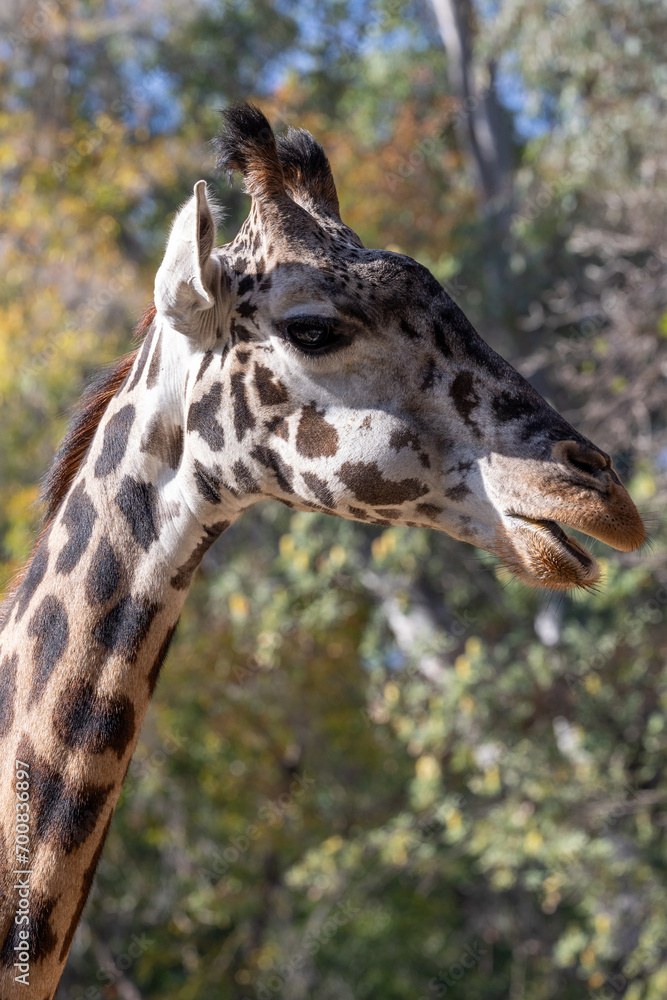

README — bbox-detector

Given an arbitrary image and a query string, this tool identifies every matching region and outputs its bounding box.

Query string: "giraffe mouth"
[501,514,600,590]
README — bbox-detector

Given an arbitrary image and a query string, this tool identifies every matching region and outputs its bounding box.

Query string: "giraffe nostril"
[552,440,611,477]
[569,455,604,476]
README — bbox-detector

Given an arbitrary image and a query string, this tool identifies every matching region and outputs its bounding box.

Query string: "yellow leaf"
[279,534,294,557]
[384,682,400,704]
[329,544,346,567]
[455,655,470,678]
[229,593,249,619]
[524,829,543,854]
[416,755,440,780]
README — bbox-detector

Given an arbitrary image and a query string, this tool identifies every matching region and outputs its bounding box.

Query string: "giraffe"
[0,102,645,998]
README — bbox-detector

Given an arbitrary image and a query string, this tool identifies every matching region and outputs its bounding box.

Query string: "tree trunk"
[430,0,513,213]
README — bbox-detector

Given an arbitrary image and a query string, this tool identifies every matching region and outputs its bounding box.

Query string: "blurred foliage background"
[1,0,667,997]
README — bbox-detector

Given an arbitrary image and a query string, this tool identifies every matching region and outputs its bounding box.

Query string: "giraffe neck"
[0,325,238,998]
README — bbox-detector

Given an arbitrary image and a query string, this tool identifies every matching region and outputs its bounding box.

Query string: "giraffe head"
[150,103,644,591]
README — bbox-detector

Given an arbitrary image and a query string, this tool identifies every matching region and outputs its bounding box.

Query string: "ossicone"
[276,126,340,219]
[214,101,286,202]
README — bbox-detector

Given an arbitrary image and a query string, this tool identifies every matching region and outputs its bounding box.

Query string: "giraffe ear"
[154,180,220,330]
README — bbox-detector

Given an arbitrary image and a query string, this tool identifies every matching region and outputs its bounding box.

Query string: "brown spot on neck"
[141,414,184,470]
[58,813,113,964]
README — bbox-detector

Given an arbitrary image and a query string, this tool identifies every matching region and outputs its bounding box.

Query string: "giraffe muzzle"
[496,462,645,590]
[486,437,646,590]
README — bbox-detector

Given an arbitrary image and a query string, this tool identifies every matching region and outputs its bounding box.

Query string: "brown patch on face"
[338,461,429,506]
[231,371,257,441]
[251,445,295,494]
[389,427,431,469]
[231,319,252,343]
[456,518,475,540]
[302,471,335,508]
[449,371,480,434]
[296,402,339,458]
[421,358,439,391]
[347,505,370,520]
[415,503,442,521]
[141,414,184,470]
[254,362,290,405]
[389,428,421,452]
[445,482,471,502]
[265,415,289,440]
[237,298,257,321]
[491,389,536,423]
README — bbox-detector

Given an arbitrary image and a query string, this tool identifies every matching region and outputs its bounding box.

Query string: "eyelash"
[277,316,344,355]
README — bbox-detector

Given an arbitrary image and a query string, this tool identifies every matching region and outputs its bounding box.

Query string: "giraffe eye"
[281,317,341,354]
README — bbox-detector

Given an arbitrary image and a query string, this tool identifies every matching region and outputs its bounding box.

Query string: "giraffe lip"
[504,513,599,589]
[516,517,594,567]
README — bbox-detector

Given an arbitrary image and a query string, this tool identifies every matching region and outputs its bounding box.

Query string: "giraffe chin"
[496,516,601,591]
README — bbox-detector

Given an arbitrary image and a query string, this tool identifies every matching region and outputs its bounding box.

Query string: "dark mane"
[40,301,155,522]
[0,303,155,622]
